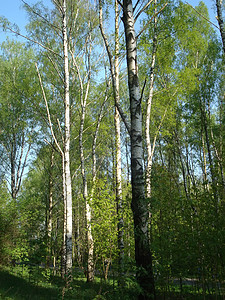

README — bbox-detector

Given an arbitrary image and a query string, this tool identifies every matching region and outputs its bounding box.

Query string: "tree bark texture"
[114,0,124,279]
[145,0,157,200]
[76,27,94,282]
[99,0,124,278]
[47,148,54,266]
[216,0,225,54]
[62,0,73,278]
[122,1,155,299]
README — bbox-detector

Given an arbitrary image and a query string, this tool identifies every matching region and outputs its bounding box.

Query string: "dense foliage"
[0,0,224,298]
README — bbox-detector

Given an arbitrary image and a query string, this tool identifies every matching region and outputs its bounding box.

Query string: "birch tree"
[99,0,125,279]
[0,40,38,201]
[216,0,225,54]
[75,27,94,282]
[27,0,73,280]
[145,0,157,201]
[121,1,155,298]
[61,0,73,280]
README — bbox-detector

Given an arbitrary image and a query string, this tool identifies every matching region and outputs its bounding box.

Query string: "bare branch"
[22,0,61,32]
[117,0,123,9]
[46,53,64,82]
[140,77,147,103]
[134,0,154,22]
[133,0,141,12]
[99,1,131,136]
[151,90,177,158]
[15,133,25,191]
[44,138,60,153]
[185,1,219,30]
[35,63,63,156]
[52,0,63,13]
[17,143,31,194]
[5,27,62,57]
[57,118,64,144]
[136,3,168,39]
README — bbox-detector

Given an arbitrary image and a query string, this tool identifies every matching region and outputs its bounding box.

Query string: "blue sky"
[1,0,52,42]
[0,0,219,43]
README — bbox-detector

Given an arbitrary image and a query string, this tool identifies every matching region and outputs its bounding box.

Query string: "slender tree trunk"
[115,106,125,279]
[47,148,54,266]
[76,28,94,282]
[209,110,225,195]
[216,0,225,54]
[99,0,124,278]
[10,136,17,200]
[79,91,94,282]
[88,82,109,282]
[122,1,155,298]
[61,155,67,278]
[62,0,73,279]
[48,149,54,239]
[79,106,94,282]
[114,0,124,280]
[125,136,130,184]
[99,1,131,135]
[10,132,31,201]
[201,132,208,187]
[200,96,218,203]
[145,0,157,200]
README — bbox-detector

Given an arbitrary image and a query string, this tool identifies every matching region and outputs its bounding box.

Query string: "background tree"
[0,39,39,201]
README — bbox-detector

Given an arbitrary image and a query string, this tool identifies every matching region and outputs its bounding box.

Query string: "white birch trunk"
[216,0,225,54]
[75,28,94,281]
[114,0,124,279]
[145,1,157,200]
[99,0,124,277]
[62,0,73,277]
[122,1,155,298]
[79,103,94,281]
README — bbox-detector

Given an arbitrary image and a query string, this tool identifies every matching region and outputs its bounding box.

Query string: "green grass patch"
[0,266,138,300]
[0,266,224,299]
[0,268,59,299]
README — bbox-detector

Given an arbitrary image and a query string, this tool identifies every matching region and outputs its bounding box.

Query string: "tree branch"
[134,0,154,22]
[99,0,131,136]
[22,0,61,32]
[117,0,123,9]
[185,1,219,30]
[5,27,62,57]
[133,0,141,12]
[35,63,63,156]
[136,3,168,39]
[17,142,31,195]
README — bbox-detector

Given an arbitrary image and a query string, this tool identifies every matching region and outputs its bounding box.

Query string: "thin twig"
[136,3,168,39]
[6,27,62,57]
[133,0,141,12]
[135,0,154,22]
[185,1,219,30]
[22,0,61,32]
[47,53,64,82]
[35,63,63,156]
[57,118,64,144]
[99,1,131,136]
[117,0,123,8]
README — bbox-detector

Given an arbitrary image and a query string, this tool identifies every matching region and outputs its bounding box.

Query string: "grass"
[0,266,224,300]
[0,269,58,299]
[0,266,138,300]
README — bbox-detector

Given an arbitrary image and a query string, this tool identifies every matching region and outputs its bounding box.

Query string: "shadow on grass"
[59,274,139,300]
[0,268,139,300]
[0,269,59,300]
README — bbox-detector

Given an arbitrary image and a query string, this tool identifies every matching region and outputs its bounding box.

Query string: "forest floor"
[0,266,224,300]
